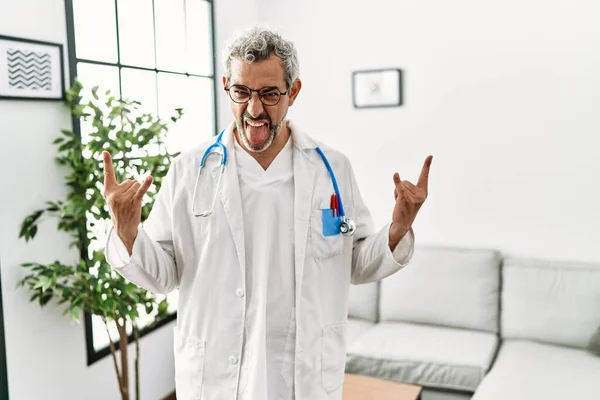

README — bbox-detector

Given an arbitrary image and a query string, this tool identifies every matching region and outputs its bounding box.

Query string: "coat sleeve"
[348,160,415,285]
[104,160,179,294]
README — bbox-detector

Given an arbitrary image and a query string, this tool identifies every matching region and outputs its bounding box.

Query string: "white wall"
[249,0,600,263]
[0,0,177,399]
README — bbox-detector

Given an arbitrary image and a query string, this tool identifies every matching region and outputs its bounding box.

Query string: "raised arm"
[103,151,178,294]
[351,156,432,284]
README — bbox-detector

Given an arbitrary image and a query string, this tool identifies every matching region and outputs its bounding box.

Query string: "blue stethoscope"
[191,129,356,237]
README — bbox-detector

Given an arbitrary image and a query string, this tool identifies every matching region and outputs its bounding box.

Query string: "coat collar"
[288,121,318,151]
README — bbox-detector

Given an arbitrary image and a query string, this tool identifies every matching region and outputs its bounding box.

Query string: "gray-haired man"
[103,26,432,400]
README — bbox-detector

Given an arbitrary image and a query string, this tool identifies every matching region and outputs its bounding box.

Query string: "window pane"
[91,289,178,352]
[157,73,214,154]
[186,0,213,75]
[154,0,186,72]
[121,68,160,157]
[72,0,118,63]
[121,68,157,116]
[92,314,112,351]
[76,63,120,99]
[75,62,120,147]
[117,0,155,68]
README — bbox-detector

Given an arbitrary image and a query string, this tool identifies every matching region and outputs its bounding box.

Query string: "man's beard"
[235,111,285,153]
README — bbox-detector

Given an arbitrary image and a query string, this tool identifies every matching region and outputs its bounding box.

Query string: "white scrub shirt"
[234,135,296,399]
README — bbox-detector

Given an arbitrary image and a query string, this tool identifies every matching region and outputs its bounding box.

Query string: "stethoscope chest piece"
[339,216,356,237]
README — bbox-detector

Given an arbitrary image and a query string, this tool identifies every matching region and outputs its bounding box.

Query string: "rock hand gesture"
[102,151,153,255]
[388,155,433,249]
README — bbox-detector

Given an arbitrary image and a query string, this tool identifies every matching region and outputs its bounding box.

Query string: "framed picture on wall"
[352,68,403,109]
[0,35,65,101]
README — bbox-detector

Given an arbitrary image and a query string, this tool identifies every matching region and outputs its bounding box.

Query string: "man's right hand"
[102,151,153,255]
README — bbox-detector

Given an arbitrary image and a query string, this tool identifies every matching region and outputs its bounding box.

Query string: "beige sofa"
[344,245,600,400]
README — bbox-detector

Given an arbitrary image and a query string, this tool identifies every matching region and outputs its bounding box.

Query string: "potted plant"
[17,78,182,400]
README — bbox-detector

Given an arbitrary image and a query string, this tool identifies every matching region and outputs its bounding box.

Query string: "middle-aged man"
[102,26,433,400]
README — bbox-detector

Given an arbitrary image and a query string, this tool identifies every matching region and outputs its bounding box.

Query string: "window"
[64,0,217,365]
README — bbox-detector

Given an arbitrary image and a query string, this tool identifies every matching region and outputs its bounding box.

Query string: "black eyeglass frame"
[224,84,289,106]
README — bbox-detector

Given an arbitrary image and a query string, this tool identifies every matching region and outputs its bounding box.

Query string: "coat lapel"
[292,126,318,291]
[211,127,246,277]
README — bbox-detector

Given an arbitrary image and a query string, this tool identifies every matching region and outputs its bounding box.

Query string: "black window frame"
[63,0,218,366]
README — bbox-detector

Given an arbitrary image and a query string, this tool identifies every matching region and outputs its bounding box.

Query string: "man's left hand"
[389,155,433,249]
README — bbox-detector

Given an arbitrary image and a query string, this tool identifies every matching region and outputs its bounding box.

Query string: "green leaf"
[39,291,54,306]
[45,201,60,213]
[69,306,81,323]
[29,225,38,239]
[33,276,54,292]
[158,299,168,315]
[58,141,74,152]
[18,209,44,240]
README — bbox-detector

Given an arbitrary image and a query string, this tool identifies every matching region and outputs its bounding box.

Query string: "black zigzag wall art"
[0,35,64,101]
[7,49,52,91]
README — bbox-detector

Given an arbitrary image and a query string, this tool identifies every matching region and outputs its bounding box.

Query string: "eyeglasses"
[225,84,288,106]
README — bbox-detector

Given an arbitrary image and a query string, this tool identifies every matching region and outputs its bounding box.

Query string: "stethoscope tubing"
[192,129,355,236]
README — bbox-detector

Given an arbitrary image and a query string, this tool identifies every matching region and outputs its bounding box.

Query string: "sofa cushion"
[380,246,501,333]
[421,388,473,400]
[472,340,600,400]
[345,321,499,392]
[587,326,600,356]
[348,282,378,322]
[501,257,600,348]
[346,318,374,345]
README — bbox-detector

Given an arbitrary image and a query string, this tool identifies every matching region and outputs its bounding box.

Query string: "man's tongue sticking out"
[245,118,270,147]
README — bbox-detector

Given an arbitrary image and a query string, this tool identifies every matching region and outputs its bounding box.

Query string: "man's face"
[223,55,300,153]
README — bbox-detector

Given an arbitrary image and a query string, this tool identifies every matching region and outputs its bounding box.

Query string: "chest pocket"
[310,209,342,261]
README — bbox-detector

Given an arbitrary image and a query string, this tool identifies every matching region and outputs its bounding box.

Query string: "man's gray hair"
[223,26,299,89]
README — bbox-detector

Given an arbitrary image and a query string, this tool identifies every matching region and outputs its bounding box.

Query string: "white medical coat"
[105,122,414,400]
